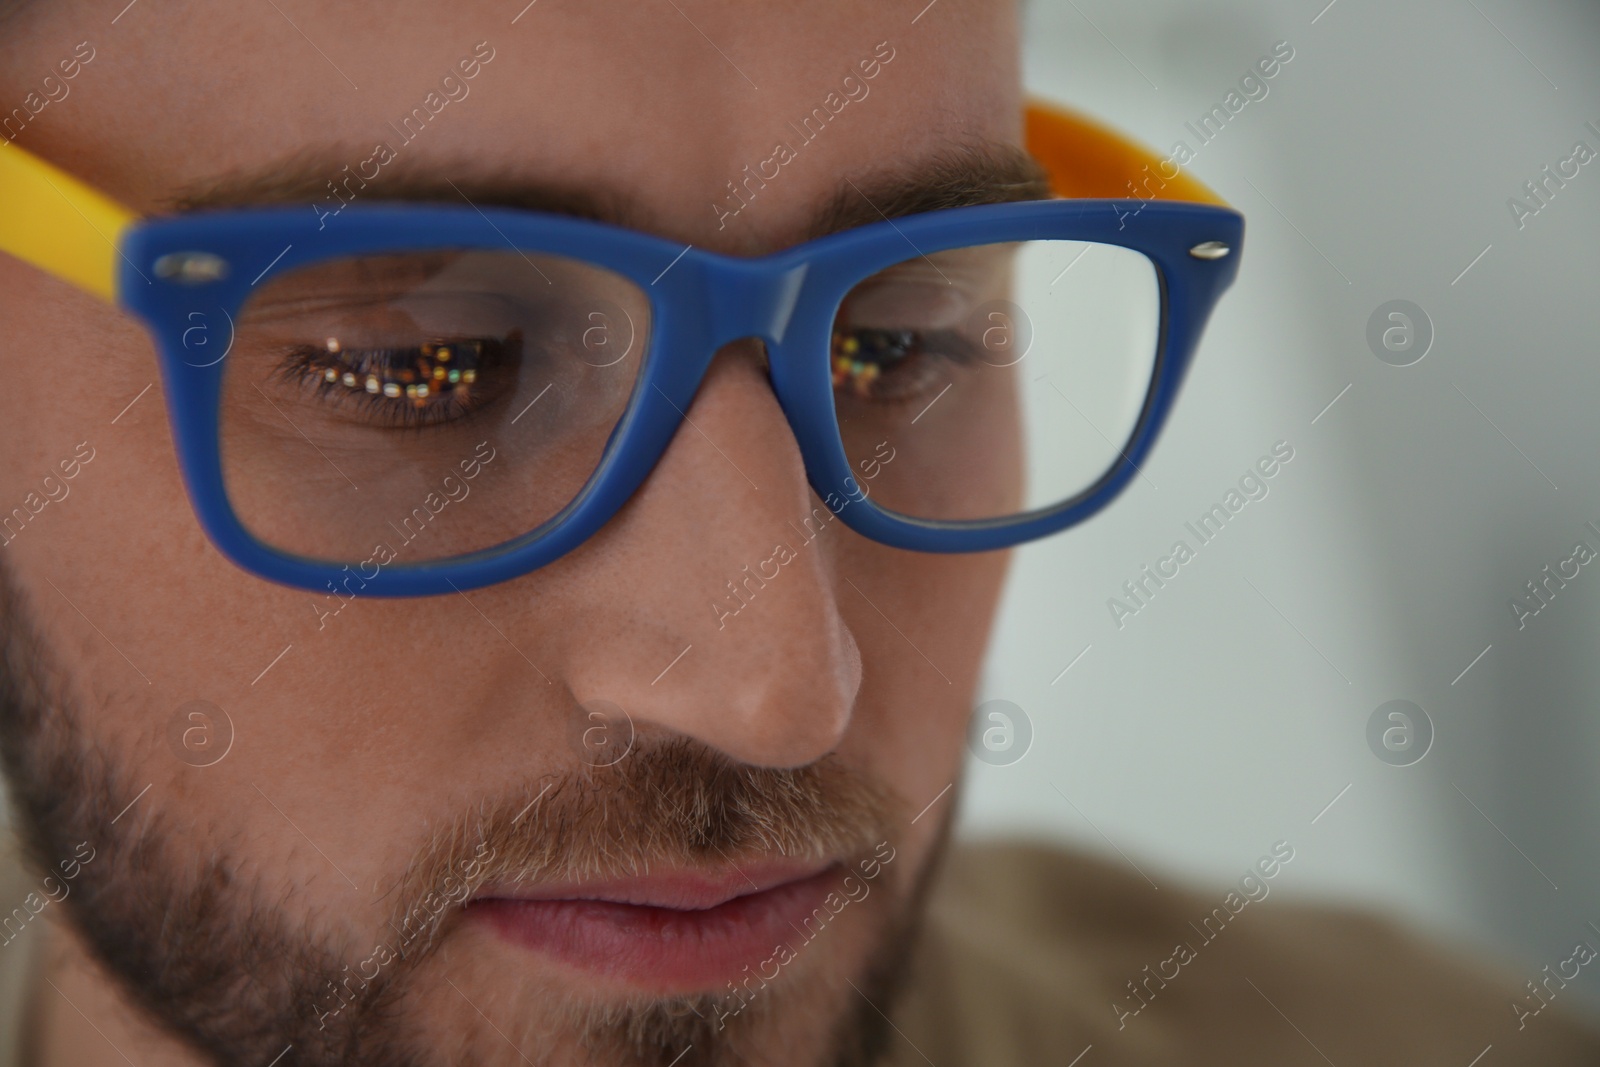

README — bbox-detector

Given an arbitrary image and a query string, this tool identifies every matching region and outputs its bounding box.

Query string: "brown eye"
[831,328,917,396]
[830,327,976,403]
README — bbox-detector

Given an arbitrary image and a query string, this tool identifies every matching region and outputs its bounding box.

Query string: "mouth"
[464,860,847,991]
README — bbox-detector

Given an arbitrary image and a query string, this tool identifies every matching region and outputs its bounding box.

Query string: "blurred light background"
[963,0,1600,1020]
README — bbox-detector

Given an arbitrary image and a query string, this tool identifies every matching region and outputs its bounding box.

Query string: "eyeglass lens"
[833,239,1160,522]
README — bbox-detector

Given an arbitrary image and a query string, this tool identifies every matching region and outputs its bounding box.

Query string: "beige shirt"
[2,835,1596,1065]
[0,818,40,1066]
[890,841,1600,1066]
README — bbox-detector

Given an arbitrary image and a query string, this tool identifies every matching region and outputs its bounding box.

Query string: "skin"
[0,1,1022,1064]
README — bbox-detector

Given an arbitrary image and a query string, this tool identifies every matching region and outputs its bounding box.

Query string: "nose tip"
[550,340,862,771]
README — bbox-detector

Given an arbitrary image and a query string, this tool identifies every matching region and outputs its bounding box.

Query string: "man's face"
[0,3,1022,1064]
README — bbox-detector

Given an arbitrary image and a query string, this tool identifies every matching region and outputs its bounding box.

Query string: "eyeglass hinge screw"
[153,251,231,284]
[1188,241,1231,261]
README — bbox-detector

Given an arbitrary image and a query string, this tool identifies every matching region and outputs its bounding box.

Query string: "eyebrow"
[168,138,1053,245]
[805,141,1052,240]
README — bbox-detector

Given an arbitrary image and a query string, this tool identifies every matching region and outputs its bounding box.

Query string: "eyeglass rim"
[118,195,1236,596]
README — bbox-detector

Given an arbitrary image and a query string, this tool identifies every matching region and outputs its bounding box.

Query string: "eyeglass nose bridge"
[702,257,811,348]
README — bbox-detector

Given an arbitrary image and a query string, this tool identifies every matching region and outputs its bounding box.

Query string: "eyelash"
[273,334,517,430]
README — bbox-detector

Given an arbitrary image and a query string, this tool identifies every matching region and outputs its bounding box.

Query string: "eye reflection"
[829,326,979,402]
[831,327,917,397]
[275,332,521,428]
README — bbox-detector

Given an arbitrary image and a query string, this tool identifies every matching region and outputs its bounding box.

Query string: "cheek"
[0,275,223,702]
[0,270,422,888]
[831,531,1009,848]
[3,285,273,696]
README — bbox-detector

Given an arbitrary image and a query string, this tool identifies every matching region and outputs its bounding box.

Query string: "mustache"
[379,735,905,964]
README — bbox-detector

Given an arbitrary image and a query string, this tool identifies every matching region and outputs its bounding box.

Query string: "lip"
[465,860,845,990]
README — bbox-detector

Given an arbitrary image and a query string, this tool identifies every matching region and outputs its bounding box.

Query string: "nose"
[545,338,862,769]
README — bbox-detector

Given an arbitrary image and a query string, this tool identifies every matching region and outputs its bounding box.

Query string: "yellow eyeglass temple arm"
[0,99,1224,306]
[1024,97,1228,206]
[0,143,137,304]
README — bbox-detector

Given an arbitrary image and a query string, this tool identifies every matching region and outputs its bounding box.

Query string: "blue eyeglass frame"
[115,194,1241,597]
[0,100,1244,598]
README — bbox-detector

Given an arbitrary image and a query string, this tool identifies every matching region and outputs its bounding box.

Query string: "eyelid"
[841,280,974,331]
[843,245,1013,328]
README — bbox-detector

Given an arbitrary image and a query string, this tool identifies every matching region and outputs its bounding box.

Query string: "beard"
[0,564,952,1067]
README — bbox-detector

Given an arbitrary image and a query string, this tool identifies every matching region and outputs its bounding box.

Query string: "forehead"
[0,0,1022,250]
